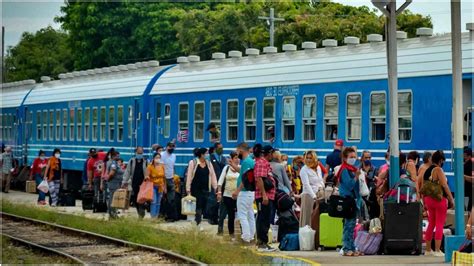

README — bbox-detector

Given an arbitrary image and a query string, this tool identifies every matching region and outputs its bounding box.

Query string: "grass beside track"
[1,201,268,264]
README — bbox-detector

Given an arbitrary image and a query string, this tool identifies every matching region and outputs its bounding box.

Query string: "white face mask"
[54,153,60,159]
[281,161,288,166]
[386,159,390,166]
[40,156,46,160]
[154,158,161,164]
[347,158,356,166]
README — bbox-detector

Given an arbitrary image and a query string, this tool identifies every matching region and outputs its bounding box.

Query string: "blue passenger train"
[1,28,472,192]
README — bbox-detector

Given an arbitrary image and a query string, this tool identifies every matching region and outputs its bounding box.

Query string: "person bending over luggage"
[420,150,454,257]
[186,148,218,229]
[105,151,123,219]
[216,151,240,239]
[122,147,148,218]
[336,147,362,256]
[43,148,63,207]
[30,150,48,205]
[145,153,167,219]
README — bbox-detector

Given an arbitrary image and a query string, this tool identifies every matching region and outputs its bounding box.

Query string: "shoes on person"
[257,244,276,252]
[433,251,445,257]
[424,251,433,256]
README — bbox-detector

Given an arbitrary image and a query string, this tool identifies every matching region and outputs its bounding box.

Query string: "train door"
[130,99,140,148]
[151,98,162,146]
[463,78,473,147]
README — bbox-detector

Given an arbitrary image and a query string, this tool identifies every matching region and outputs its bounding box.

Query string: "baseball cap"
[335,139,344,147]
[262,145,274,154]
[89,148,97,153]
[167,141,176,147]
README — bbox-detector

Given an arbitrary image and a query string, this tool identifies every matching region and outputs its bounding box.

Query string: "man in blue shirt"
[325,139,343,184]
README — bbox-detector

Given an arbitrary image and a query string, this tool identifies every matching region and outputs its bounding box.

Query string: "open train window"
[92,108,98,141]
[194,102,205,142]
[282,96,295,141]
[398,91,412,142]
[163,104,170,138]
[62,109,68,141]
[109,106,115,142]
[303,95,316,142]
[117,106,123,142]
[210,101,221,142]
[346,94,362,141]
[227,100,238,142]
[324,94,338,141]
[55,110,61,141]
[370,92,386,142]
[84,108,90,141]
[245,99,257,142]
[100,107,106,141]
[263,98,275,142]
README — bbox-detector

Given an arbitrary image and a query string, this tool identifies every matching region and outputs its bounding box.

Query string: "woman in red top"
[29,150,48,205]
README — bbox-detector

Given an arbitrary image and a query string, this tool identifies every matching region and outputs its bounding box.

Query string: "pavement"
[1,190,449,265]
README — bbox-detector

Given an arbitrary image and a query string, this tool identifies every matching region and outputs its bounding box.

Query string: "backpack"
[275,189,294,212]
[279,233,300,251]
[242,169,256,191]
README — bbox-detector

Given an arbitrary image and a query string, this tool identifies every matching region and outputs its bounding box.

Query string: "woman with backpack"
[145,152,167,219]
[186,147,218,229]
[216,151,240,239]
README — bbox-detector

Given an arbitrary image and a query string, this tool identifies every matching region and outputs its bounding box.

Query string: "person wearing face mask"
[406,151,420,182]
[420,150,454,257]
[43,148,63,207]
[145,153,167,219]
[416,151,432,201]
[0,146,14,193]
[271,150,292,194]
[105,151,124,219]
[335,147,362,256]
[209,142,226,225]
[87,148,106,197]
[160,141,178,221]
[30,150,49,205]
[122,147,148,218]
[359,151,380,219]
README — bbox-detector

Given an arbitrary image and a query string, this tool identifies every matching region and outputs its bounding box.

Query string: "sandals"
[343,251,359,257]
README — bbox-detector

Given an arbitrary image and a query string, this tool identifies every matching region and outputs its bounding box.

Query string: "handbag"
[359,172,370,197]
[137,181,154,204]
[328,195,357,219]
[420,178,443,201]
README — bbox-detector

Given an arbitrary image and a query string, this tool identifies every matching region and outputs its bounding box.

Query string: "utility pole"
[2,26,5,83]
[258,8,284,47]
[372,0,411,188]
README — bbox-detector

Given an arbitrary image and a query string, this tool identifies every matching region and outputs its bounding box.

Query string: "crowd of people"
[1,139,472,255]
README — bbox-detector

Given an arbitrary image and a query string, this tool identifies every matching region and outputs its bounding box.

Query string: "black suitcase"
[82,189,94,210]
[58,189,76,207]
[383,186,422,255]
[93,190,108,213]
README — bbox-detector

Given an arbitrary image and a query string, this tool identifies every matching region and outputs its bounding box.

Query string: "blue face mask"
[364,160,371,166]
[136,154,143,159]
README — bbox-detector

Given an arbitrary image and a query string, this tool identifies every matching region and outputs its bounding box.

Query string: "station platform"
[1,190,448,265]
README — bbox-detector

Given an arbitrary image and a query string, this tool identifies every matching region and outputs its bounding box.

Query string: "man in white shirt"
[161,141,177,221]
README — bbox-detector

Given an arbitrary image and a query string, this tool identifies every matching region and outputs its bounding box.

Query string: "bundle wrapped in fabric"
[137,181,153,204]
[111,189,130,209]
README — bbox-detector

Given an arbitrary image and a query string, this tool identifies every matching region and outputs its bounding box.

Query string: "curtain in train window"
[100,107,106,141]
[303,96,316,141]
[92,108,98,141]
[227,100,238,141]
[370,93,386,141]
[108,107,115,142]
[164,104,170,138]
[194,102,204,141]
[324,95,338,141]
[49,111,54,141]
[55,110,61,140]
[117,106,123,142]
[84,108,90,141]
[210,101,221,141]
[77,109,83,141]
[245,99,256,141]
[398,91,412,141]
[69,109,75,141]
[346,94,361,141]
[282,97,295,141]
[63,109,68,141]
[179,103,189,132]
[263,98,275,142]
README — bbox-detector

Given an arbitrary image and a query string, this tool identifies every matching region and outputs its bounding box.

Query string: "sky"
[1,0,473,51]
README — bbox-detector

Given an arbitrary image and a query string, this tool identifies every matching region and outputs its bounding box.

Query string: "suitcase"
[82,189,94,210]
[383,186,422,255]
[111,189,130,209]
[319,213,343,249]
[26,180,37,193]
[93,190,108,213]
[58,189,76,206]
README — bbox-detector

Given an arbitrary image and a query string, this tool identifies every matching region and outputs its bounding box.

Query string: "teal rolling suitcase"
[319,213,343,250]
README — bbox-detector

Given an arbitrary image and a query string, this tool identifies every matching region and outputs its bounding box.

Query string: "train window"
[398,91,412,142]
[62,109,68,141]
[370,92,386,142]
[244,99,257,142]
[324,95,338,141]
[179,103,188,132]
[346,94,362,141]
[155,103,161,138]
[100,107,106,141]
[84,108,90,141]
[128,106,133,139]
[282,97,295,141]
[0,114,3,140]
[92,108,98,141]
[194,102,205,142]
[227,100,238,142]
[55,110,60,140]
[164,104,170,138]
[210,101,221,141]
[263,98,275,142]
[70,108,75,141]
[27,112,33,141]
[303,96,316,142]
[4,114,7,140]
[41,111,47,141]
[109,106,115,142]
[77,108,83,141]
[49,111,54,141]
[117,106,123,142]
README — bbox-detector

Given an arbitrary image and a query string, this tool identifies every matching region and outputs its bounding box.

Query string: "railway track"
[0,212,204,265]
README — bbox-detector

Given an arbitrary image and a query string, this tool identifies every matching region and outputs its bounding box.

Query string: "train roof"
[23,63,163,105]
[1,80,36,108]
[151,31,473,95]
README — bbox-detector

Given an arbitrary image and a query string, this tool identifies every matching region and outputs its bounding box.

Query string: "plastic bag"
[298,225,315,251]
[37,179,49,193]
[181,195,196,215]
[359,171,370,197]
[137,181,153,204]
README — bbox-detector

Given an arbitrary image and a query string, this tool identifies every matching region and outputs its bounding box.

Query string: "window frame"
[369,91,387,143]
[302,94,317,142]
[262,97,276,142]
[226,99,239,143]
[62,108,68,141]
[281,96,296,142]
[163,104,170,138]
[69,108,75,141]
[48,110,54,141]
[209,100,221,142]
[100,106,106,142]
[193,101,205,142]
[398,89,413,143]
[42,110,47,141]
[178,102,189,132]
[345,93,362,142]
[36,111,41,141]
[323,93,339,142]
[117,106,124,142]
[244,98,257,142]
[92,107,98,141]
[84,107,90,141]
[55,110,60,141]
[108,106,115,142]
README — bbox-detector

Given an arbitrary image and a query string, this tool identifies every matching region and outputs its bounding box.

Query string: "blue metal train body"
[1,30,472,192]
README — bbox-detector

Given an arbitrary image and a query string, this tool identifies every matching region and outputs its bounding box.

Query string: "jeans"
[342,217,357,252]
[93,178,101,198]
[192,189,209,225]
[217,199,229,233]
[237,191,256,242]
[34,174,46,202]
[151,186,163,218]
[106,179,122,219]
[256,198,273,246]
[219,197,237,234]
[48,180,61,206]
[166,179,177,220]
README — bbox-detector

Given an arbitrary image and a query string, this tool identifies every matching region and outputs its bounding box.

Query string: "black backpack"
[275,189,294,212]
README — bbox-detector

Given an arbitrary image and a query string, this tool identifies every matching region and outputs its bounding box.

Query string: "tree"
[5,26,72,82]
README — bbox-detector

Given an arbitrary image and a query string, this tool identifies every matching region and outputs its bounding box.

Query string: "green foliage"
[5,26,72,82]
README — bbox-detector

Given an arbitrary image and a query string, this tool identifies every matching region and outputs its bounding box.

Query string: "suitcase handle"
[396,186,410,204]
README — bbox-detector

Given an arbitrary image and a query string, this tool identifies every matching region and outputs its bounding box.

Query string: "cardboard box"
[111,189,129,209]
[26,180,37,193]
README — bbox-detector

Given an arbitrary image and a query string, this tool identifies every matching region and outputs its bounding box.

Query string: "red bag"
[137,181,153,204]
